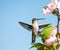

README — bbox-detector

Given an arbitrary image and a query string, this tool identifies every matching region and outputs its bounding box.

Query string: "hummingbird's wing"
[39,24,50,29]
[19,22,32,31]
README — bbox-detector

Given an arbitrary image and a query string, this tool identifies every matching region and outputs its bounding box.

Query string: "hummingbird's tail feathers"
[18,22,32,31]
[39,24,50,29]
[32,38,35,44]
[32,36,36,44]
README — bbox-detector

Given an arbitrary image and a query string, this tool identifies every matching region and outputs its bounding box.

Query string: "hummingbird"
[19,18,50,44]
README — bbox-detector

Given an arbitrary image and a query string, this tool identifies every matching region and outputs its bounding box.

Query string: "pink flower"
[42,0,60,15]
[51,27,57,36]
[44,36,57,46]
[47,0,57,10]
[44,27,57,46]
[54,0,60,15]
[57,1,60,15]
[42,0,57,15]
[42,8,52,14]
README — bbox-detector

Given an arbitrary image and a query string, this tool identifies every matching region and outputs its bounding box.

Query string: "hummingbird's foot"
[38,31,42,37]
[38,31,42,34]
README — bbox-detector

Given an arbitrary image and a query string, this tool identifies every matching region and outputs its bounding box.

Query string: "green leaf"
[38,33,42,37]
[37,46,51,50]
[43,6,48,9]
[52,42,57,50]
[37,46,44,50]
[31,43,51,50]
[56,44,60,48]
[31,43,43,49]
[41,25,53,42]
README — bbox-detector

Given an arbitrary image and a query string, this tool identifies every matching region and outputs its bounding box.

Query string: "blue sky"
[0,0,60,50]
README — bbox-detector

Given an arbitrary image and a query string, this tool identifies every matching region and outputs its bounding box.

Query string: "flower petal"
[44,26,57,46]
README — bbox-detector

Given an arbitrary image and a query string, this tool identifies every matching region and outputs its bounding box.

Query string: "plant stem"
[56,8,60,39]
[57,15,60,45]
[57,16,59,35]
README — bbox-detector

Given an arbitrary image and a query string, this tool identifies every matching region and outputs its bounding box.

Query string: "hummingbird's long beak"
[37,18,45,20]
